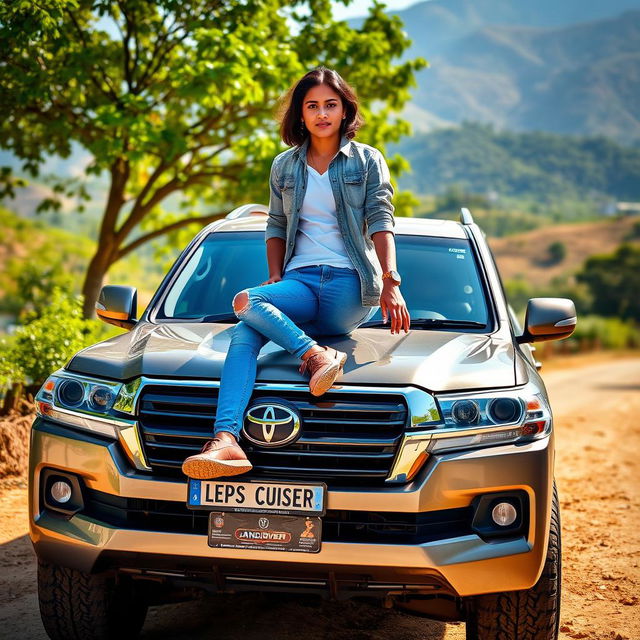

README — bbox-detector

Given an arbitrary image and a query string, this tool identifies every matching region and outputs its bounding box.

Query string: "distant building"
[616,202,640,215]
[600,201,640,216]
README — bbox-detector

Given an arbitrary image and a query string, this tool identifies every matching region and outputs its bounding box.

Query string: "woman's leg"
[232,276,321,359]
[306,266,378,336]
[213,276,320,437]
[183,277,323,478]
[182,322,263,477]
[213,321,268,437]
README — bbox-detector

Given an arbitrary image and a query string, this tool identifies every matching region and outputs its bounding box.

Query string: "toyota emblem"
[242,399,301,448]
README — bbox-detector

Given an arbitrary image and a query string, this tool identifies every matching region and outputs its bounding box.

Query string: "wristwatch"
[381,270,401,285]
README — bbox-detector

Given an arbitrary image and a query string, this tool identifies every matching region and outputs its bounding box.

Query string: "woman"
[182,67,410,480]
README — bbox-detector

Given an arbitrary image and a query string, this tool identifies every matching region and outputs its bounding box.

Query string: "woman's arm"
[263,156,287,285]
[372,231,410,334]
[263,237,286,284]
[365,149,409,334]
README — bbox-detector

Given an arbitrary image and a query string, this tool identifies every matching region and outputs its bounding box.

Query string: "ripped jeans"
[213,265,377,437]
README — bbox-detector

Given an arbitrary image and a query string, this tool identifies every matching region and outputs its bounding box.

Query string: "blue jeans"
[213,265,378,436]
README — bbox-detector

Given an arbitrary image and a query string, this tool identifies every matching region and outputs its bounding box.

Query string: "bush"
[569,315,640,350]
[624,219,640,241]
[0,288,105,391]
[535,314,640,358]
[576,244,640,320]
[547,241,567,265]
[504,277,593,321]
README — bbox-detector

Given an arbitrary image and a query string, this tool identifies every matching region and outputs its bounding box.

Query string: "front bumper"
[29,418,554,598]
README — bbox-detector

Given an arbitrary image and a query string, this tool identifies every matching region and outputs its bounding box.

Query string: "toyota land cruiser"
[30,205,576,640]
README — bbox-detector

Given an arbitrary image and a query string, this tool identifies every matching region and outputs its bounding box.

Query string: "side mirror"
[516,298,577,344]
[96,285,138,330]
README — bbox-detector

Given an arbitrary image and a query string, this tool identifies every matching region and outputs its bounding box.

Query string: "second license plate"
[208,511,321,553]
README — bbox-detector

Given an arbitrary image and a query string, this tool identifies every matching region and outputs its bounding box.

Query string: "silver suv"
[31,206,576,640]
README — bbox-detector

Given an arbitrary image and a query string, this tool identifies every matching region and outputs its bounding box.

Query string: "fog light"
[50,480,72,504]
[492,502,517,527]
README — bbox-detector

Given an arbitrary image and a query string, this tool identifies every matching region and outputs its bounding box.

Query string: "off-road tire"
[465,482,561,640]
[37,559,147,640]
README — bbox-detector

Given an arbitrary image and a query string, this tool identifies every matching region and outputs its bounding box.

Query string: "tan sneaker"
[299,346,348,396]
[181,435,253,480]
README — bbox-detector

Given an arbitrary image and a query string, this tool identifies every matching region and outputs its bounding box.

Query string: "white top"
[284,164,354,272]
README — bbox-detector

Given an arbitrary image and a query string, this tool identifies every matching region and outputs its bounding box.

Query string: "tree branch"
[136,28,189,91]
[116,210,228,259]
[187,144,231,171]
[64,8,120,102]
[115,0,133,90]
[101,156,130,241]
[115,162,244,244]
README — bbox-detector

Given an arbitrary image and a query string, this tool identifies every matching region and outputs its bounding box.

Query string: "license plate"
[208,511,321,553]
[187,479,326,516]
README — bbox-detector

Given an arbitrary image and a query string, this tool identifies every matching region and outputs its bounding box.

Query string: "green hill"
[394,123,640,201]
[0,207,163,317]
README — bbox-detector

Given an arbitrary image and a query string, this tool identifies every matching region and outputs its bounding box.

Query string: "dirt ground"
[0,352,638,639]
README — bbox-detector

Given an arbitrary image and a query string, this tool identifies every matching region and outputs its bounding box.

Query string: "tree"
[0,0,426,317]
[576,244,640,321]
[546,241,566,265]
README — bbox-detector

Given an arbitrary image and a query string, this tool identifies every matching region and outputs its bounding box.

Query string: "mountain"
[3,0,640,220]
[389,0,640,59]
[393,123,640,200]
[383,1,640,142]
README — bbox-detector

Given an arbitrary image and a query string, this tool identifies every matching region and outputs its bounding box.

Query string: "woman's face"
[301,84,346,142]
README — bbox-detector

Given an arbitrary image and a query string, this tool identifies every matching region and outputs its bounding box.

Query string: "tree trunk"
[0,383,23,416]
[81,246,116,318]
[81,159,129,318]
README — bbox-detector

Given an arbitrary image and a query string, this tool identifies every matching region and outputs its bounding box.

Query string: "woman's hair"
[277,66,364,147]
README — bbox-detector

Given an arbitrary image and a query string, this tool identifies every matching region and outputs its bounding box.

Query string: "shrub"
[576,244,640,320]
[547,241,567,265]
[0,288,105,390]
[624,219,640,241]
[535,314,640,358]
[569,315,640,350]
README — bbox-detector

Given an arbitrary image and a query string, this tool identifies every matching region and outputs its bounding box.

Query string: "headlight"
[430,382,551,454]
[35,371,132,439]
[35,372,150,472]
[386,381,552,482]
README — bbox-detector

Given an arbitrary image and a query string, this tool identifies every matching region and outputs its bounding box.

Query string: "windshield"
[156,231,490,326]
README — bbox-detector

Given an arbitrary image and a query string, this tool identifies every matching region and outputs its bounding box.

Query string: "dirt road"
[0,354,638,639]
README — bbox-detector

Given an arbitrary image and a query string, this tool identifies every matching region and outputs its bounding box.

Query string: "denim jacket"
[266,135,395,307]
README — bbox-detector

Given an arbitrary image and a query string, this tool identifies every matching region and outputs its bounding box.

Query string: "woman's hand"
[260,274,282,286]
[379,281,410,334]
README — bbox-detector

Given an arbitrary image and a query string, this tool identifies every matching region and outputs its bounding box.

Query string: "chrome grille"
[137,384,408,485]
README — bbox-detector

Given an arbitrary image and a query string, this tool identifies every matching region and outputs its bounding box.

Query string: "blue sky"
[331,0,423,20]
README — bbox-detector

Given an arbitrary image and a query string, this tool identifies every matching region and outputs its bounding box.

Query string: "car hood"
[67,321,518,393]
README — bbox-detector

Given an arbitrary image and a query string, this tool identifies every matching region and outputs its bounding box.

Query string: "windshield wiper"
[166,313,238,323]
[360,319,487,329]
[200,313,238,323]
[410,318,487,329]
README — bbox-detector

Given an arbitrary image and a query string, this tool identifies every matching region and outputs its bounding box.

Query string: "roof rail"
[225,203,269,220]
[460,207,474,225]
